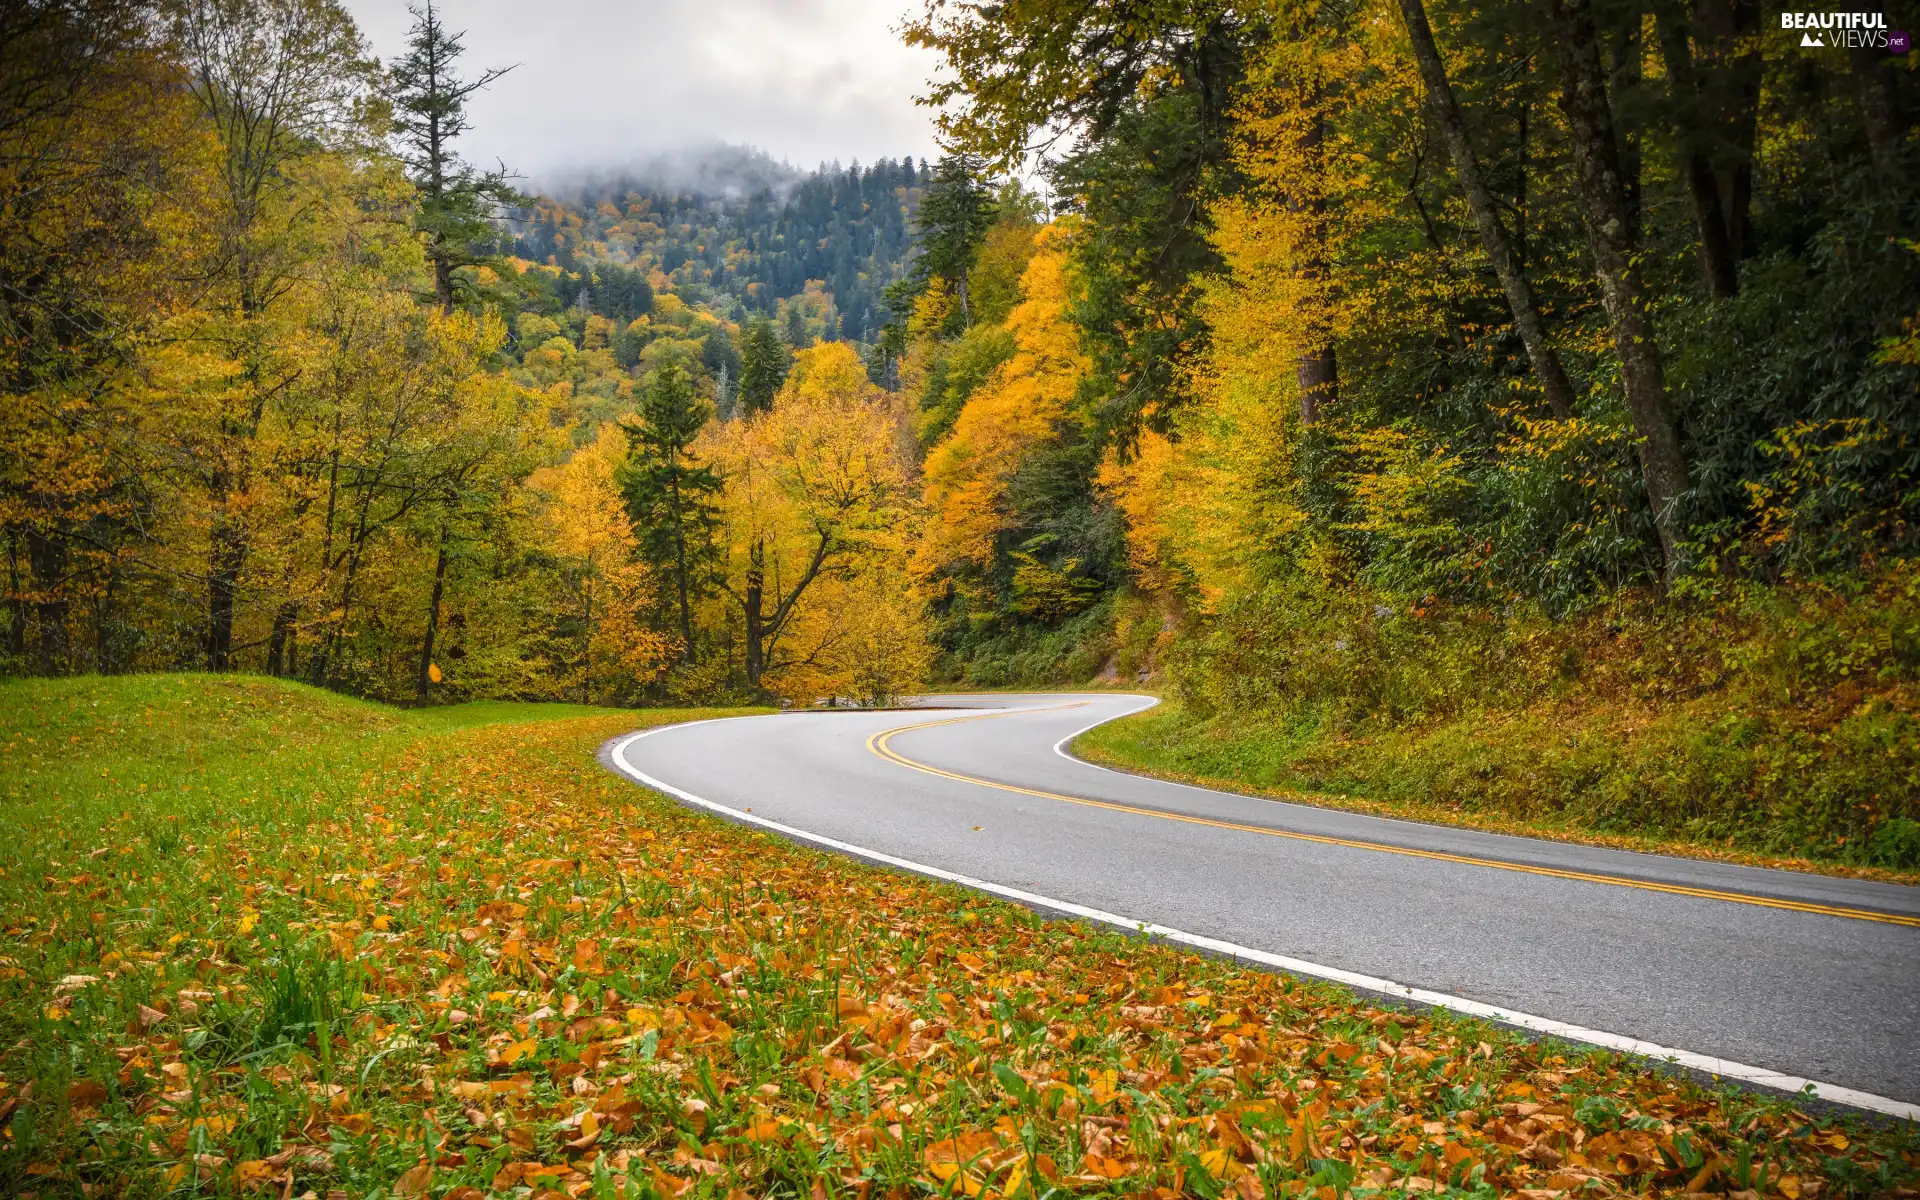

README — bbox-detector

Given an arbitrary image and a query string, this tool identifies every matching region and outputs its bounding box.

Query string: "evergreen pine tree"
[911,153,998,325]
[617,363,720,663]
[389,1,526,312]
[737,317,789,416]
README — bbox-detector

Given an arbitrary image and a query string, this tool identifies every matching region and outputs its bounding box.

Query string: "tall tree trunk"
[94,560,122,673]
[433,252,455,315]
[743,540,765,688]
[668,474,694,662]
[26,528,70,674]
[1550,0,1690,581]
[1656,8,1741,298]
[1609,16,1643,239]
[266,601,299,677]
[5,532,27,664]
[1399,0,1578,418]
[1849,43,1905,182]
[312,492,376,686]
[1694,0,1760,256]
[1295,351,1337,426]
[580,555,593,705]
[1515,93,1529,273]
[206,517,244,671]
[416,522,450,701]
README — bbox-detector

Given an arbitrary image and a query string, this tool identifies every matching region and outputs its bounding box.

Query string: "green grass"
[1073,699,1920,883]
[1,674,1914,1199]
[1090,568,1920,880]
[0,673,624,808]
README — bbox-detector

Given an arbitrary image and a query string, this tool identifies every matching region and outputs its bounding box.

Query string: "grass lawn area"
[1,675,1913,1199]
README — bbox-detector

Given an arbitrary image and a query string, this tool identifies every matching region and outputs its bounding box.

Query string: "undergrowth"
[1074,566,1920,875]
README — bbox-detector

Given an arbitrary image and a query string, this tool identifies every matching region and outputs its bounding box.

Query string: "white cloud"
[341,0,946,181]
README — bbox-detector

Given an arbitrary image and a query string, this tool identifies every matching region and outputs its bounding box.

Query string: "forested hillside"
[897,3,1920,867]
[518,149,926,347]
[5,0,1918,865]
[0,0,925,709]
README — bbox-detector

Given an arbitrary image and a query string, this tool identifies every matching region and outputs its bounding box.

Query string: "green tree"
[911,153,998,326]
[618,363,719,661]
[737,317,789,416]
[388,1,524,313]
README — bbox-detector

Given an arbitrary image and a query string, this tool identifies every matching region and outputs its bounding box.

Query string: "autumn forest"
[8,0,1920,1195]
[5,0,1920,863]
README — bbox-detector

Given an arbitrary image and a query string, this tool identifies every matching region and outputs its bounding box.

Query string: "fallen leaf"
[65,1079,107,1106]
[392,1160,432,1196]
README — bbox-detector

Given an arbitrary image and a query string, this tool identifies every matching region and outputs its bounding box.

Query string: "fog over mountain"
[537,144,806,204]
[341,0,945,178]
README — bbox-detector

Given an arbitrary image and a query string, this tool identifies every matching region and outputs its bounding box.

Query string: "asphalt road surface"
[608,693,1920,1114]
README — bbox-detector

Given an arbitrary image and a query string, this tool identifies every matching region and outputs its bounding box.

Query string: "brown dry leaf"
[391,1161,431,1196]
[650,1164,692,1198]
[65,1079,107,1107]
[565,1109,601,1150]
[1584,1129,1658,1177]
[263,1146,331,1172]
[1078,1152,1134,1180]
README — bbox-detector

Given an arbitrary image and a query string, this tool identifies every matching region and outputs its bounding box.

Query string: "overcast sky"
[341,0,947,183]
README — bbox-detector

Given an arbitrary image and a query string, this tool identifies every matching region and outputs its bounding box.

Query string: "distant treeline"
[513,157,926,345]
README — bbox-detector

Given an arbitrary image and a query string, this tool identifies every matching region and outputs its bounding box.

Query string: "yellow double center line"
[867,707,1920,929]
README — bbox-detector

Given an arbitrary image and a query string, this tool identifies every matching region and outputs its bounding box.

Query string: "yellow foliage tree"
[703,341,923,699]
[1104,22,1452,610]
[531,424,671,703]
[917,222,1088,582]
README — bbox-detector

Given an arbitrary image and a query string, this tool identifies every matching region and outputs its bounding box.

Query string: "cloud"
[341,0,946,181]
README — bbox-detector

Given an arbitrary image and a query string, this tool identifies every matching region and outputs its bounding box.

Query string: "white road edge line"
[608,713,1919,1123]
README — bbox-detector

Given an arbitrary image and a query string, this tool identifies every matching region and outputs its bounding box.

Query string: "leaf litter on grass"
[1,697,1916,1200]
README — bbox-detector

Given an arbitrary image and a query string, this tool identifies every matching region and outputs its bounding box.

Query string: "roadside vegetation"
[1075,565,1920,881]
[3,675,1917,1199]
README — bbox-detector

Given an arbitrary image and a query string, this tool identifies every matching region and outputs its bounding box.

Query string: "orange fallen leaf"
[392,1160,432,1196]
[66,1079,107,1106]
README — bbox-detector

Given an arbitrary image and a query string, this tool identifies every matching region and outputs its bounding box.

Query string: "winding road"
[606,693,1920,1118]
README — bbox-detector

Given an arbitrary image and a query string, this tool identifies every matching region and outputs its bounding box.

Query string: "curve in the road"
[605,695,1920,1122]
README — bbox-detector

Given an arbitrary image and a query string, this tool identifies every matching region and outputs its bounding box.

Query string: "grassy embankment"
[1075,571,1920,883]
[2,674,1914,1199]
